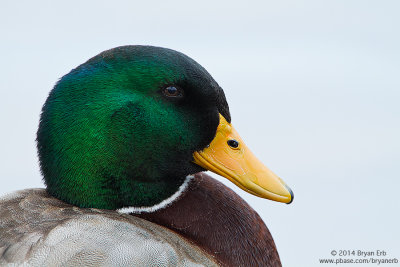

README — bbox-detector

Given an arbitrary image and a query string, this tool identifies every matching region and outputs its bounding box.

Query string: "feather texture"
[0,189,217,266]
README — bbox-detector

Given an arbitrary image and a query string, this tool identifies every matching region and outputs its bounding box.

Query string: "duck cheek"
[190,109,220,152]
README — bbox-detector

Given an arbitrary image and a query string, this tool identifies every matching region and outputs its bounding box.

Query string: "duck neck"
[134,173,282,267]
[45,168,187,210]
[117,175,193,213]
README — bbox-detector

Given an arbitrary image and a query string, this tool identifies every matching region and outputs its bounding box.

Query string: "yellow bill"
[193,114,293,204]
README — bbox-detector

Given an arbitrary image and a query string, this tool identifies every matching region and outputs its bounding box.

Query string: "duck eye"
[163,86,183,98]
[227,139,239,149]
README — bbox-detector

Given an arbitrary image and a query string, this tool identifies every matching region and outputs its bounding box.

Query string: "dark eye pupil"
[164,86,179,96]
[227,139,239,148]
[163,86,184,98]
[167,86,177,94]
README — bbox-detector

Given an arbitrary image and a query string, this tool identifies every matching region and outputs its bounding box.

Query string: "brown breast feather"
[137,173,282,267]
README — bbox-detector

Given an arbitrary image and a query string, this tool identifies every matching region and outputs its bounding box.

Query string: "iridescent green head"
[37,46,231,209]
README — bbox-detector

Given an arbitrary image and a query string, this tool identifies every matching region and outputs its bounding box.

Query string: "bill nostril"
[227,139,239,148]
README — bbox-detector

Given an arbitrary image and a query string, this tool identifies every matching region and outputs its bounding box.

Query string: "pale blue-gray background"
[1,1,399,266]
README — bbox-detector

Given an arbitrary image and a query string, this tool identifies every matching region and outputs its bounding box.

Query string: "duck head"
[37,46,293,210]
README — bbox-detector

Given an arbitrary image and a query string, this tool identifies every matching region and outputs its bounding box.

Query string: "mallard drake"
[0,46,293,266]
